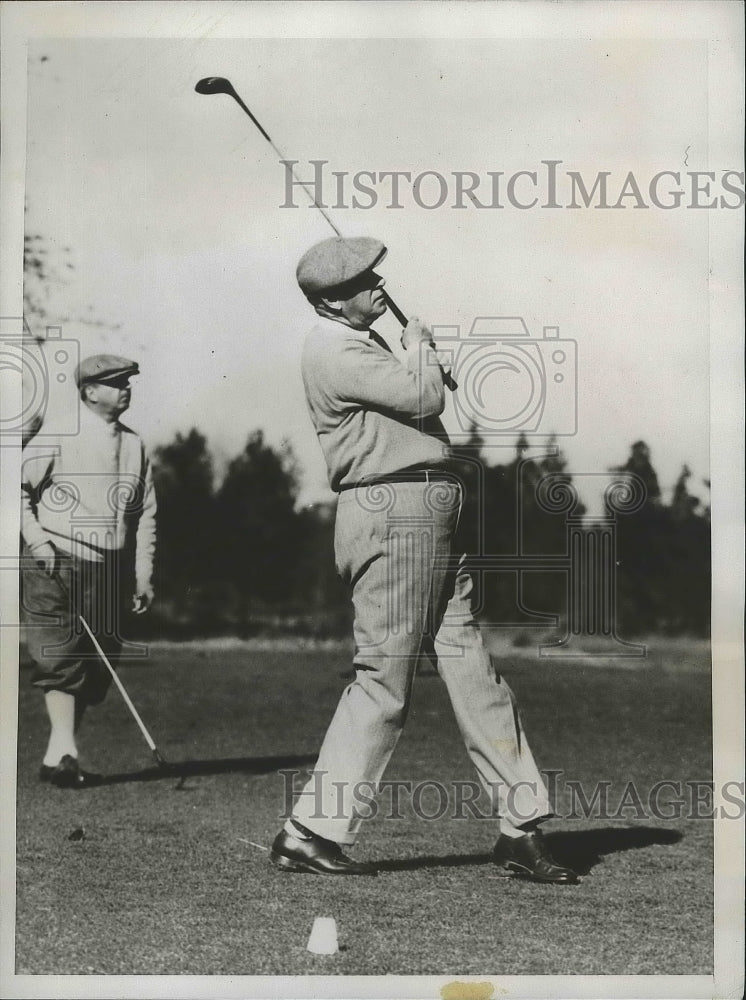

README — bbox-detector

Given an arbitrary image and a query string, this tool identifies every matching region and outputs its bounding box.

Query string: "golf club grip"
[382,292,457,392]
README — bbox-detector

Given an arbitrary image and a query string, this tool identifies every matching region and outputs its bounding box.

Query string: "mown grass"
[15,640,713,975]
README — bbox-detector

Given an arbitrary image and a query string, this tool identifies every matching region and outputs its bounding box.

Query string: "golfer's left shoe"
[493,830,579,884]
[39,755,101,789]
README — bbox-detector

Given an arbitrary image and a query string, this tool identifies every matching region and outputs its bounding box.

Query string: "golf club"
[78,613,168,769]
[194,75,457,390]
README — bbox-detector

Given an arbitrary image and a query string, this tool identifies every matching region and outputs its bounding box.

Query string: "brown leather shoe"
[39,755,101,789]
[493,830,579,884]
[270,823,377,876]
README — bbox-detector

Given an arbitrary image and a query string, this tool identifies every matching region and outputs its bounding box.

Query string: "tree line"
[138,428,710,640]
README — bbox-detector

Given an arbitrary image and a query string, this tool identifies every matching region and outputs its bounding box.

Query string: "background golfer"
[20,354,156,788]
[270,237,578,883]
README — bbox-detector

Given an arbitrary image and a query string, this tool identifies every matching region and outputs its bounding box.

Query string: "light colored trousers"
[292,479,552,845]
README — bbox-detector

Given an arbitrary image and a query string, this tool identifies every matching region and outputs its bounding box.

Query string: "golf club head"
[152,748,170,770]
[195,76,236,97]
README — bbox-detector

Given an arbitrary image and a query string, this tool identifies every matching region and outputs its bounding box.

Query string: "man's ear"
[314,297,344,320]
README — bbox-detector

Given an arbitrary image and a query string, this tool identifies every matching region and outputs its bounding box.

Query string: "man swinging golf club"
[269,237,579,884]
[20,354,157,788]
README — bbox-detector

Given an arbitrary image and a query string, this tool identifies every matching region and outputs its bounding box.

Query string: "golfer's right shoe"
[493,830,579,885]
[38,755,101,790]
[270,822,377,876]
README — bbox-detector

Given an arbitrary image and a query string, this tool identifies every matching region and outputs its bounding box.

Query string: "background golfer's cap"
[75,354,140,387]
[296,237,387,296]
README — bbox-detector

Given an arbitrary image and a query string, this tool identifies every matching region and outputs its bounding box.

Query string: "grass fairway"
[15,639,713,976]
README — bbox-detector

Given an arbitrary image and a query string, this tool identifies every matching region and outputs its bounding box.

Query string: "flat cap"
[296,237,387,296]
[75,354,139,387]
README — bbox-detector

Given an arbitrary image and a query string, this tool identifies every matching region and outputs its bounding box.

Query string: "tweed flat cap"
[75,354,139,387]
[296,237,387,296]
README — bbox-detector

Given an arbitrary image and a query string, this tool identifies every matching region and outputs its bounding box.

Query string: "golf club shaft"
[78,613,159,754]
[233,104,343,238]
[198,78,456,391]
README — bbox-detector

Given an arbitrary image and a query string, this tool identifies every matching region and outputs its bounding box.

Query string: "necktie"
[369,330,393,354]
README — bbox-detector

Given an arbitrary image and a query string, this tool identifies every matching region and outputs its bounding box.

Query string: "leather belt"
[339,469,460,491]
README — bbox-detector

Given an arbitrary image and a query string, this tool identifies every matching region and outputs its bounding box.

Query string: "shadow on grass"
[375,826,683,875]
[94,753,317,786]
[544,826,683,875]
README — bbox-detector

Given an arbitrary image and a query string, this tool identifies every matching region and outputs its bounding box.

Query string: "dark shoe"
[270,823,377,876]
[39,755,101,789]
[493,830,579,885]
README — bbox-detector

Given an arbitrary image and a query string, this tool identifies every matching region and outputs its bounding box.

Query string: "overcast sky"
[22,31,731,507]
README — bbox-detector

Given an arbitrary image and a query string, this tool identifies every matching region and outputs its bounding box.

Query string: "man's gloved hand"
[131,589,153,615]
[31,541,56,576]
[400,316,434,351]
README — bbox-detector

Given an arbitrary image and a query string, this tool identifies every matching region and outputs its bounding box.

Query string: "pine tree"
[215,431,303,623]
[151,430,218,632]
